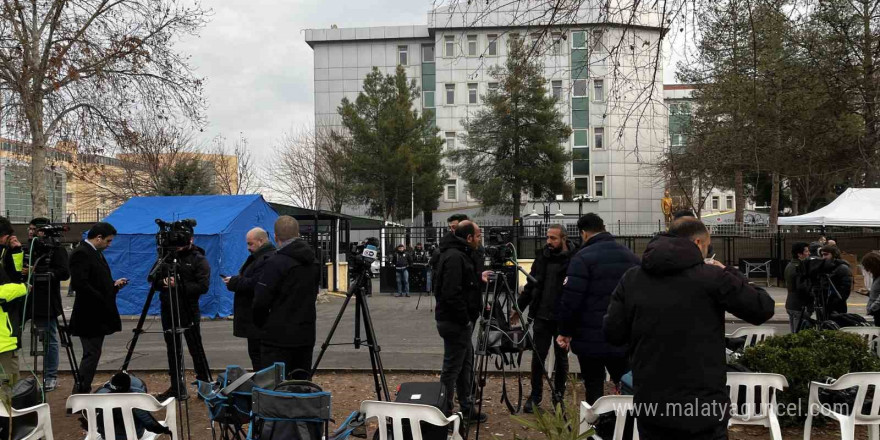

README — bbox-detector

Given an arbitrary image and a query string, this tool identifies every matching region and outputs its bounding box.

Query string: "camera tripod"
[121,249,197,440]
[26,248,81,392]
[797,273,843,331]
[312,268,390,401]
[468,263,557,440]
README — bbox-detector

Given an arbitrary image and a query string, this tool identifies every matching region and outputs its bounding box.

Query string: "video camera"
[797,257,839,282]
[155,218,196,250]
[30,223,67,257]
[484,227,514,269]
[349,237,380,277]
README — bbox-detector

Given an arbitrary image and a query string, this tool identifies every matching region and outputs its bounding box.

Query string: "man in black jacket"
[557,214,639,405]
[152,232,211,400]
[515,224,574,413]
[24,217,70,392]
[223,227,275,371]
[69,222,128,393]
[254,215,320,374]
[604,217,775,439]
[434,220,487,423]
[784,242,810,332]
[392,244,412,297]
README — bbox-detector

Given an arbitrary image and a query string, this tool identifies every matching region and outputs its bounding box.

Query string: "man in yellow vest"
[0,216,29,385]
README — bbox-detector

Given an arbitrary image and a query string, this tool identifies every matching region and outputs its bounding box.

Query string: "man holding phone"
[69,222,128,393]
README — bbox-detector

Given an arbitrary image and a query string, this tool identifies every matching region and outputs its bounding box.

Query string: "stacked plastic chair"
[197,364,286,440]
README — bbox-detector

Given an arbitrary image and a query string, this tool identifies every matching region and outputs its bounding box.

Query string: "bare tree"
[0,0,208,217]
[209,133,259,195]
[265,125,350,211]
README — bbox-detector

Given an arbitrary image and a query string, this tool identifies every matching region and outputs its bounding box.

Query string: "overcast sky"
[180,0,681,162]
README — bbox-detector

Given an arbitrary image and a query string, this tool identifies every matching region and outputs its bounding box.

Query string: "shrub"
[738,329,880,425]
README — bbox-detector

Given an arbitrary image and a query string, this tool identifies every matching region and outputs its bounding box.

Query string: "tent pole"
[333,218,339,292]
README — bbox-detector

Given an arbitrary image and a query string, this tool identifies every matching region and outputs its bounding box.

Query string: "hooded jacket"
[434,233,482,324]
[253,239,320,348]
[226,242,276,338]
[518,240,577,321]
[827,259,852,314]
[557,232,639,357]
[603,233,775,433]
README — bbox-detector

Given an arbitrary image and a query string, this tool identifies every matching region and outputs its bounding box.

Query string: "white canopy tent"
[778,188,880,227]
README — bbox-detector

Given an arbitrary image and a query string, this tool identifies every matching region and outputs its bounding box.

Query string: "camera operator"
[604,217,774,439]
[784,242,811,333]
[149,229,211,400]
[0,217,28,385]
[820,245,852,314]
[434,220,489,424]
[24,217,70,391]
[253,216,320,373]
[412,243,430,293]
[429,214,468,279]
[223,227,275,371]
[861,251,880,326]
[69,222,128,393]
[512,224,574,413]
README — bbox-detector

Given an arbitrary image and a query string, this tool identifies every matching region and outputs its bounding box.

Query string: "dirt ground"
[38,371,869,440]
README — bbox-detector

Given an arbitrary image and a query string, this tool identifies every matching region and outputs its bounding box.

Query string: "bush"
[738,329,880,425]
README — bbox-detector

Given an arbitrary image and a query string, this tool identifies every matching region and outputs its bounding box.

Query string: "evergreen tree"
[156,157,217,196]
[337,66,445,222]
[448,42,571,220]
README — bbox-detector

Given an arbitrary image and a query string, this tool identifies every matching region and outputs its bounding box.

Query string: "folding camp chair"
[197,364,286,440]
[248,380,332,440]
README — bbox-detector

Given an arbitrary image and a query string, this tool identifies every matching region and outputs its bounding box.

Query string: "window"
[445,83,455,105]
[487,34,498,55]
[445,179,458,201]
[467,35,477,56]
[572,147,590,176]
[488,82,499,94]
[574,177,590,196]
[423,91,435,107]
[726,195,734,210]
[551,32,562,55]
[398,45,408,66]
[671,133,685,147]
[594,176,605,197]
[468,83,478,104]
[594,127,604,149]
[508,33,520,48]
[552,80,563,100]
[422,44,435,62]
[590,29,604,52]
[712,196,719,210]
[572,30,586,48]
[444,35,454,57]
[573,79,587,97]
[445,132,456,150]
[593,79,605,101]
[66,192,73,203]
[530,32,542,49]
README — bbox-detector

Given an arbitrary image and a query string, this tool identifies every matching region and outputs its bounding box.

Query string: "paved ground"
[21,286,868,375]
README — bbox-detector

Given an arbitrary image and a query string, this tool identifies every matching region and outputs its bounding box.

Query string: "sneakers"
[44,378,57,392]
[524,396,541,414]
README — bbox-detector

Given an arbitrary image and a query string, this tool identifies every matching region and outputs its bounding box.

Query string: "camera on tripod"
[30,224,67,257]
[348,237,380,277]
[155,218,196,249]
[484,227,514,269]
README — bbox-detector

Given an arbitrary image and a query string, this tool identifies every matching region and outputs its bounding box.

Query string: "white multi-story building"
[306,2,668,226]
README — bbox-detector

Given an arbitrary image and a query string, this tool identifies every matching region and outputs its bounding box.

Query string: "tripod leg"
[121,287,159,371]
[311,290,355,376]
[358,291,390,401]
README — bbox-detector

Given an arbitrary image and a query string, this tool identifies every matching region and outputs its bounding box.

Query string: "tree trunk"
[28,100,49,219]
[791,186,799,216]
[512,187,521,224]
[862,2,879,187]
[734,169,745,224]
[770,171,780,228]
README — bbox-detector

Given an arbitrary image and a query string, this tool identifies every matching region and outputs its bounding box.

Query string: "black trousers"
[161,300,211,388]
[530,318,568,402]
[77,335,104,393]
[247,337,263,371]
[577,354,628,404]
[260,344,314,377]
[437,320,474,411]
[638,421,728,440]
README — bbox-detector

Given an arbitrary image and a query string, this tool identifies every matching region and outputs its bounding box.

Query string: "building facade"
[306,2,668,226]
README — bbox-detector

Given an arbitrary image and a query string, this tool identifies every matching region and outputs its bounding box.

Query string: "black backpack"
[251,380,332,440]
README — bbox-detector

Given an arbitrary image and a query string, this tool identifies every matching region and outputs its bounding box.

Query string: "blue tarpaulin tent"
[90,195,278,317]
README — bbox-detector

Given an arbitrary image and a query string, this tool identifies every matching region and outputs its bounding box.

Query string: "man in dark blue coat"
[556,213,639,404]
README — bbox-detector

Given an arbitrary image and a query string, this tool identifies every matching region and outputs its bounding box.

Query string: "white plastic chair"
[840,327,880,357]
[67,393,177,440]
[729,326,777,348]
[726,372,788,440]
[578,395,639,440]
[805,372,880,440]
[360,400,462,440]
[0,399,54,440]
